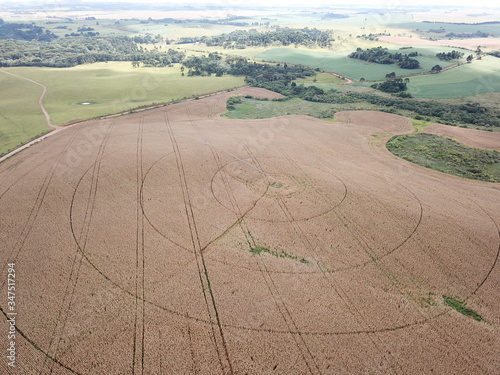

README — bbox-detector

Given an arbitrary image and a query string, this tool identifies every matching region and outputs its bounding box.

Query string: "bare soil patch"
[0,90,499,374]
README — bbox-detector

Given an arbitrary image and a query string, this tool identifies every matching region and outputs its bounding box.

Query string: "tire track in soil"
[133,118,146,375]
[37,106,478,355]
[212,118,422,353]
[275,193,404,374]
[183,104,307,372]
[0,155,56,202]
[140,153,193,254]
[468,204,500,297]
[12,100,491,375]
[184,107,322,374]
[0,127,82,371]
[186,313,200,374]
[43,122,115,375]
[357,107,500,299]
[405,178,500,300]
[226,115,427,371]
[66,158,441,339]
[279,124,468,372]
[214,117,343,371]
[284,112,497,308]
[361,108,500,300]
[178,104,497,372]
[0,307,83,375]
[163,110,233,375]
[217,117,415,275]
[278,117,427,272]
[226,120,397,372]
[2,129,79,270]
[2,130,128,375]
[277,116,493,373]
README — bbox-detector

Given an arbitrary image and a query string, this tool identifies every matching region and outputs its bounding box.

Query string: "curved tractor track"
[0,88,499,375]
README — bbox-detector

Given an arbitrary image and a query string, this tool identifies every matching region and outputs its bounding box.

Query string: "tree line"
[181,52,316,83]
[0,19,58,42]
[436,50,464,61]
[349,47,421,69]
[0,36,184,67]
[177,27,334,49]
[249,76,499,128]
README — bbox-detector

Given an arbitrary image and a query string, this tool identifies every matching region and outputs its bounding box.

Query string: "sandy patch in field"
[0,89,499,374]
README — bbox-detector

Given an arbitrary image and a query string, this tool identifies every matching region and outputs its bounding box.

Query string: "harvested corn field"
[0,88,499,374]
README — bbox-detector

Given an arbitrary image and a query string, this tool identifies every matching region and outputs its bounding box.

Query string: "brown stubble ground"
[423,123,500,150]
[0,88,499,374]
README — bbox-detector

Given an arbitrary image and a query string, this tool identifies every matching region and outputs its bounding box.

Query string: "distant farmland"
[4,62,245,125]
[406,56,500,98]
[0,62,244,155]
[255,46,466,81]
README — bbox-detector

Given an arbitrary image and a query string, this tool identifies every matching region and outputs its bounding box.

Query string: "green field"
[387,133,500,182]
[0,62,244,155]
[255,46,466,81]
[294,72,345,84]
[0,72,51,156]
[3,62,245,126]
[406,56,500,98]
[392,21,500,37]
[224,97,377,120]
[37,17,251,40]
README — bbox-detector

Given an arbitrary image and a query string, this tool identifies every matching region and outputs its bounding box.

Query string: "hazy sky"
[0,0,498,7]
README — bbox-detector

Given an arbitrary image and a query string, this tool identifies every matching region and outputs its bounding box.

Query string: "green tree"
[431,64,442,73]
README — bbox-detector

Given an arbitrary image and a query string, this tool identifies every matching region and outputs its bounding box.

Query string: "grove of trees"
[349,47,421,69]
[177,27,334,49]
[0,36,184,67]
[0,19,58,42]
[371,78,408,93]
[436,50,464,61]
[181,52,316,85]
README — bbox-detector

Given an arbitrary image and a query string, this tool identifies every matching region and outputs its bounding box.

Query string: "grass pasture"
[224,97,377,120]
[255,45,466,81]
[293,72,345,85]
[407,56,500,98]
[3,62,245,126]
[0,72,51,156]
[392,21,500,37]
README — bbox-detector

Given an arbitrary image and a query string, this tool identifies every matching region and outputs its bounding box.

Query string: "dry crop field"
[0,88,499,374]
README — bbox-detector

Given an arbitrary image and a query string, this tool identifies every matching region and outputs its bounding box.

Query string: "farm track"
[45,122,115,374]
[0,69,56,129]
[190,104,322,374]
[133,118,145,374]
[0,87,499,374]
[164,110,233,374]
